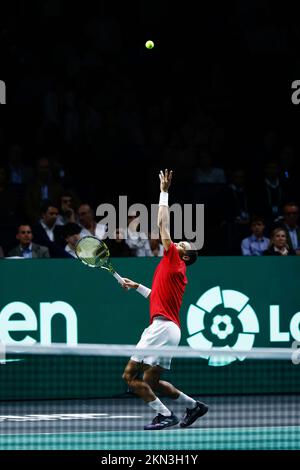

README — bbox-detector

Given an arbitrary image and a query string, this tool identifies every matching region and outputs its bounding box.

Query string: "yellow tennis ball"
[145,40,154,49]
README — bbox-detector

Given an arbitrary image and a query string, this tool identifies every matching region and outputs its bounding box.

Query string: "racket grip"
[113,271,131,290]
[113,272,125,285]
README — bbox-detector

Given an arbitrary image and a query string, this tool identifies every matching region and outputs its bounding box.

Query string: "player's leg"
[122,359,158,403]
[143,365,180,398]
[122,360,179,430]
[145,365,209,428]
[123,359,173,415]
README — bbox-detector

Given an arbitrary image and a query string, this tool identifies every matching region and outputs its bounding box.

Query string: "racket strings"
[75,237,110,268]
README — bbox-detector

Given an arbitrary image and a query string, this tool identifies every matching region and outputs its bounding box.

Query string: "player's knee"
[122,367,135,385]
[122,370,130,384]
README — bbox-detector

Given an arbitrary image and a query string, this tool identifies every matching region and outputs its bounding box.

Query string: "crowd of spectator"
[1,1,300,258]
[0,148,299,258]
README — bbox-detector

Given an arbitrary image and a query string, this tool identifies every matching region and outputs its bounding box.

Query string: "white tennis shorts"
[131,316,181,370]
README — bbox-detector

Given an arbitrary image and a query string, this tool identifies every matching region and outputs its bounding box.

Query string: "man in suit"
[274,202,300,255]
[8,224,50,258]
[32,200,68,258]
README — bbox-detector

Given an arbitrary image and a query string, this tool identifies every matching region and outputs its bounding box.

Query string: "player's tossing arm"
[158,169,173,252]
[122,278,151,299]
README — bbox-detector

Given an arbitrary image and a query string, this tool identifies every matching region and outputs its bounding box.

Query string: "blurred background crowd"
[0,0,300,258]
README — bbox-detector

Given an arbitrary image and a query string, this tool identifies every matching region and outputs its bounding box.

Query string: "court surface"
[0,395,299,450]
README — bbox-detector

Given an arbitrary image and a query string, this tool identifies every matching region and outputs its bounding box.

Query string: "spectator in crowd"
[125,211,152,257]
[274,203,300,255]
[63,222,82,258]
[78,203,107,239]
[32,201,66,257]
[25,157,64,223]
[56,191,79,225]
[0,166,19,223]
[194,151,226,184]
[106,227,134,257]
[0,246,4,258]
[259,161,286,223]
[241,216,270,256]
[263,228,296,256]
[8,224,49,258]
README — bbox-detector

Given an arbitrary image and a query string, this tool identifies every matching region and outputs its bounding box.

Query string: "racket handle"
[113,271,131,290]
[113,271,125,285]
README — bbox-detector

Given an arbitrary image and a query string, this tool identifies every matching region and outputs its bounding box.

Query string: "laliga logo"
[186,286,259,366]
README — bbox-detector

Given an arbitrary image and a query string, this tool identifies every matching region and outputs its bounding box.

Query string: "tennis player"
[122,169,208,430]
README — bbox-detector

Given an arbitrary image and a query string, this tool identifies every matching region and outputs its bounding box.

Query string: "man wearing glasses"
[8,224,50,258]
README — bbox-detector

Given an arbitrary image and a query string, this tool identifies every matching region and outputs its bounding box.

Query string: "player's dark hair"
[184,250,198,266]
[184,242,198,266]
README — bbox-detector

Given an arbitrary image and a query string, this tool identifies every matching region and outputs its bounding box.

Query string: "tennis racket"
[75,236,126,286]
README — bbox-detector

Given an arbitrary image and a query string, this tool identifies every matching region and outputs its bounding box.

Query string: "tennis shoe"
[144,412,179,430]
[179,401,208,428]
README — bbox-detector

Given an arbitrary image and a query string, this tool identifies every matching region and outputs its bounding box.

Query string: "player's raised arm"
[158,169,173,252]
[122,278,151,299]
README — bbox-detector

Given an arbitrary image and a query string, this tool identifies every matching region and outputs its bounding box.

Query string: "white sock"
[148,398,171,417]
[175,391,197,409]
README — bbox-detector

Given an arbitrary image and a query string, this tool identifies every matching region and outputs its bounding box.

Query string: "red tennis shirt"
[150,242,188,328]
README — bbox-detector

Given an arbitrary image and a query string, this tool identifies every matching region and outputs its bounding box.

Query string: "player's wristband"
[137,284,151,298]
[159,191,169,207]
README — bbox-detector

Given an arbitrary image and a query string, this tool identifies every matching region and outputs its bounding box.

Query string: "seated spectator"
[258,161,286,223]
[25,157,64,223]
[106,228,134,257]
[78,203,106,239]
[273,202,300,255]
[194,151,226,184]
[63,222,82,258]
[57,191,80,226]
[32,201,67,258]
[263,228,296,256]
[125,211,152,257]
[8,224,49,258]
[241,216,270,256]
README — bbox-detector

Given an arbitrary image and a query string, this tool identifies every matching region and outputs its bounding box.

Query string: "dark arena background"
[0,0,300,464]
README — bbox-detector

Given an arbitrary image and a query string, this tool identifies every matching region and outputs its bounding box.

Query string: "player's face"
[175,241,191,257]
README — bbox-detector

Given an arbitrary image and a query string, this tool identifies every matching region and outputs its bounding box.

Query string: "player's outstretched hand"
[159,169,173,192]
[122,278,139,290]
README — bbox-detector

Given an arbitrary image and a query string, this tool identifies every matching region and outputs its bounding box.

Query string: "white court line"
[0,413,143,422]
